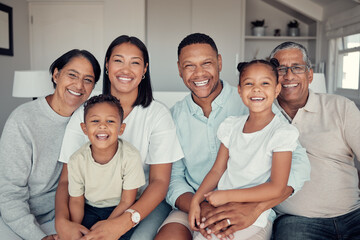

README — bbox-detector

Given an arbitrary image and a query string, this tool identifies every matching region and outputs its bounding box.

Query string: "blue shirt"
[166,81,310,209]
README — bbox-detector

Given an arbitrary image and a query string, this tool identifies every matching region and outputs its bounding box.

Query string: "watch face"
[132,212,140,223]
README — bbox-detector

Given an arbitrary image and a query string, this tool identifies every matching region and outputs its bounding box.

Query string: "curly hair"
[83,94,124,123]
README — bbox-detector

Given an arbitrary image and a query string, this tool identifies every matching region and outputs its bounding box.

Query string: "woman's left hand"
[80,219,126,240]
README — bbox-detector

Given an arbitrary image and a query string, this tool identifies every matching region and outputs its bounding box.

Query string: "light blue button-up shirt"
[166,80,310,209]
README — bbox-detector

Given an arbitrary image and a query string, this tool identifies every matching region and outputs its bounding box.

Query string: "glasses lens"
[292,65,307,74]
[277,67,287,75]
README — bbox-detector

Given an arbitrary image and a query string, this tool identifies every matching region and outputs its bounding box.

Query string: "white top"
[217,115,299,227]
[59,99,184,194]
[68,139,145,208]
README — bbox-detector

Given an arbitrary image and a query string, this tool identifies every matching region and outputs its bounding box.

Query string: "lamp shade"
[309,73,327,93]
[13,71,54,98]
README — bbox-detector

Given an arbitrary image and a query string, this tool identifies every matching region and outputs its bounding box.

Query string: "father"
[155,33,310,240]
[270,42,360,239]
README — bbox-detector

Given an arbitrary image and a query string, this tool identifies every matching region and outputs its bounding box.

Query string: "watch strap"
[125,209,140,227]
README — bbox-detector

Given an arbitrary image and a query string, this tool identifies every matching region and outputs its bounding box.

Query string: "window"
[333,33,360,101]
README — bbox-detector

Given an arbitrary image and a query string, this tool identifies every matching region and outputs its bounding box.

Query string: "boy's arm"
[69,195,85,224]
[108,189,138,219]
[211,151,292,205]
[55,164,89,240]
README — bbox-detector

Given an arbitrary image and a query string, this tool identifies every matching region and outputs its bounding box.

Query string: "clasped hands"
[189,190,259,240]
[56,218,122,240]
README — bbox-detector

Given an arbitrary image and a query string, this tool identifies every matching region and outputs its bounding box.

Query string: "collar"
[274,99,292,122]
[275,89,319,122]
[303,89,320,113]
[187,80,229,116]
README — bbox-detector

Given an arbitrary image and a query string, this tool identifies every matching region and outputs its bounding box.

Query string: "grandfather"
[270,41,360,239]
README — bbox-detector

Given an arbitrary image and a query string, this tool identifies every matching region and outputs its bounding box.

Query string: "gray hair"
[269,41,312,68]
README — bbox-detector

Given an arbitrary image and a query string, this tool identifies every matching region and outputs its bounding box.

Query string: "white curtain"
[326,5,360,39]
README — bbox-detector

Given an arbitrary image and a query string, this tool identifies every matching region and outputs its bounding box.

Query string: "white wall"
[101,0,146,90]
[0,0,146,134]
[147,0,244,90]
[103,0,145,44]
[0,0,30,135]
[1,0,359,133]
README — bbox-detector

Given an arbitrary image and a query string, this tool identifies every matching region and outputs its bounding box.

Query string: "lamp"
[13,71,54,99]
[309,73,327,93]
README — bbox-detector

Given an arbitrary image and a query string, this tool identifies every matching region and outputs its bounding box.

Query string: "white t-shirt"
[217,115,299,228]
[59,99,184,194]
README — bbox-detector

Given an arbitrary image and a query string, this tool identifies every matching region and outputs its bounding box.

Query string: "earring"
[142,75,145,79]
[106,69,108,75]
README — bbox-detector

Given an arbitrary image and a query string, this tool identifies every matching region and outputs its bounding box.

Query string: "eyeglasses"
[277,65,309,76]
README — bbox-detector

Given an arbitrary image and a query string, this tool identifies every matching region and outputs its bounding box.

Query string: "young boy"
[67,94,145,238]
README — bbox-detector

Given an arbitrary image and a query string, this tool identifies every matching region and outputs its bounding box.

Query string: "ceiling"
[310,0,339,5]
[263,0,359,24]
[311,0,360,6]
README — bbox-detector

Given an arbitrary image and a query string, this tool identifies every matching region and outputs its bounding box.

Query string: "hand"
[201,202,261,239]
[188,201,201,231]
[198,201,216,239]
[56,218,89,240]
[80,219,124,240]
[42,235,57,240]
[204,190,228,207]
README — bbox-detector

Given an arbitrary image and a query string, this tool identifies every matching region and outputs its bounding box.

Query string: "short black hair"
[83,94,124,123]
[237,58,280,85]
[177,33,218,58]
[103,35,153,108]
[49,49,101,88]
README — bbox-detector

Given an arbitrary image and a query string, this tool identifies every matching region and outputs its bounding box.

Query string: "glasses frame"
[277,65,309,76]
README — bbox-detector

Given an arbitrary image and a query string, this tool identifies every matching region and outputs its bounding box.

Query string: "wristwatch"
[125,209,141,227]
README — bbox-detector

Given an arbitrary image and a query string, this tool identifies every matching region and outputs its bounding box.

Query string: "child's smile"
[238,63,281,115]
[81,102,124,155]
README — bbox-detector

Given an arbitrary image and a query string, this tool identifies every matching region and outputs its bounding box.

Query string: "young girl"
[189,59,300,240]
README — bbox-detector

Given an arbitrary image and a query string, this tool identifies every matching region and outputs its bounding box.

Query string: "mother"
[0,49,101,240]
[55,35,183,240]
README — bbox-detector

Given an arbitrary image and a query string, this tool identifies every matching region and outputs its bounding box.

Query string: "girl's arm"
[108,189,138,219]
[200,187,293,239]
[192,143,229,204]
[206,151,292,206]
[189,143,229,230]
[69,195,85,224]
